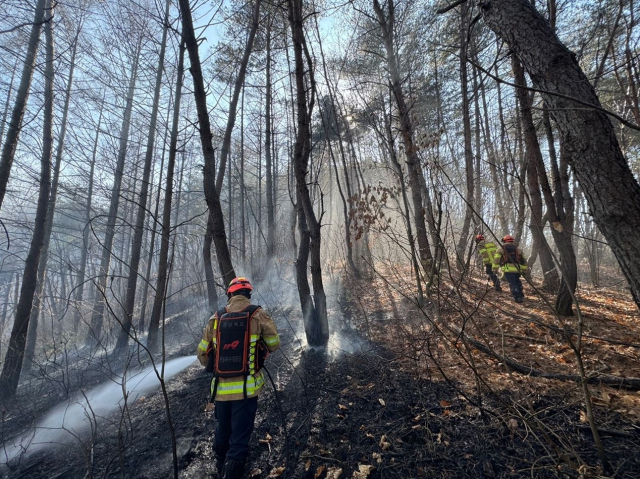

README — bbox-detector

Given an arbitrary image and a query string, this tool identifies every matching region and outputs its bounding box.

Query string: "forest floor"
[2,266,640,478]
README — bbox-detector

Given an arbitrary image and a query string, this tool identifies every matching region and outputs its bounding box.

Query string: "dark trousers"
[504,272,524,300]
[485,264,500,287]
[215,397,258,461]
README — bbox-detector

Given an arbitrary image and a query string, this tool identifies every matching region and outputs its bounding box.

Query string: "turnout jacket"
[477,240,498,266]
[197,295,280,401]
[492,243,528,274]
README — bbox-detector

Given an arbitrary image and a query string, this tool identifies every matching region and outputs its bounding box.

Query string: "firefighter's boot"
[214,442,227,478]
[222,458,246,479]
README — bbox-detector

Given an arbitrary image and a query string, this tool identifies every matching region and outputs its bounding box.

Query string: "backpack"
[206,305,269,378]
[501,243,524,266]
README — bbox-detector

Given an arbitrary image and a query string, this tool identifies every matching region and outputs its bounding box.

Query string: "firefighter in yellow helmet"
[474,234,502,291]
[197,277,280,479]
[492,235,528,303]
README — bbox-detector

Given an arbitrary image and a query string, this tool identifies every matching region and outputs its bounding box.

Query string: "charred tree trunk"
[147,40,185,354]
[482,0,640,310]
[178,0,236,286]
[0,2,53,397]
[288,0,328,347]
[0,0,47,213]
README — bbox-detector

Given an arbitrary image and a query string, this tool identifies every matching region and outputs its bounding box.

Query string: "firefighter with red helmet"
[197,277,280,479]
[474,234,502,291]
[492,235,528,303]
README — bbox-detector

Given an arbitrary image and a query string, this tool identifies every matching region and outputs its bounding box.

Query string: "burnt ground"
[2,284,640,478]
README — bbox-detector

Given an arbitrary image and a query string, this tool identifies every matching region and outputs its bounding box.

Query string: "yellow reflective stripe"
[198,340,209,351]
[264,335,279,346]
[250,335,260,341]
[501,264,528,273]
[212,376,265,395]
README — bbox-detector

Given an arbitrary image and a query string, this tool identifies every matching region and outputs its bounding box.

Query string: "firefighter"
[475,234,502,291]
[492,235,528,303]
[197,277,280,479]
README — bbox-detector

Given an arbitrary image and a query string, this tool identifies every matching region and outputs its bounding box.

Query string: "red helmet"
[502,235,515,243]
[475,234,485,242]
[227,277,253,295]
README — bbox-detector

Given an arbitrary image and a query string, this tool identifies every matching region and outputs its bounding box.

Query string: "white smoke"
[1,355,196,467]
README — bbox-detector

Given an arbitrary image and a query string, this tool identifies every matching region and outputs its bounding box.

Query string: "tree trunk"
[86,40,141,347]
[372,0,432,272]
[265,15,275,259]
[24,29,80,371]
[314,16,359,277]
[148,39,185,354]
[0,0,47,214]
[455,2,475,265]
[288,0,328,347]
[215,0,263,192]
[482,0,640,310]
[480,66,509,234]
[512,55,559,291]
[178,0,236,286]
[0,61,18,147]
[138,93,174,332]
[115,0,171,353]
[0,1,53,397]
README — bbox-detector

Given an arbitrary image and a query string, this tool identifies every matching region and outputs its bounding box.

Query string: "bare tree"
[481,0,640,309]
[288,0,328,346]
[115,0,172,353]
[0,0,54,399]
[0,0,47,213]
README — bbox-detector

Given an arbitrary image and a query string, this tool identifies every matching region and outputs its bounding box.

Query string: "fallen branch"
[451,325,640,390]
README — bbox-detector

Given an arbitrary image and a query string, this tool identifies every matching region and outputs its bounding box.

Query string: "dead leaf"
[352,464,375,479]
[205,402,215,412]
[326,467,343,479]
[579,410,589,423]
[305,460,311,472]
[365,432,374,439]
[413,414,421,422]
[508,419,518,431]
[372,452,382,464]
[249,469,262,477]
[314,465,326,479]
[378,398,386,406]
[338,404,348,410]
[379,435,392,451]
[268,466,285,478]
[439,400,452,408]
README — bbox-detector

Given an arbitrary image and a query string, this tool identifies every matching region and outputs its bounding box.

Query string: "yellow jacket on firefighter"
[477,240,498,265]
[492,243,529,274]
[197,295,280,401]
